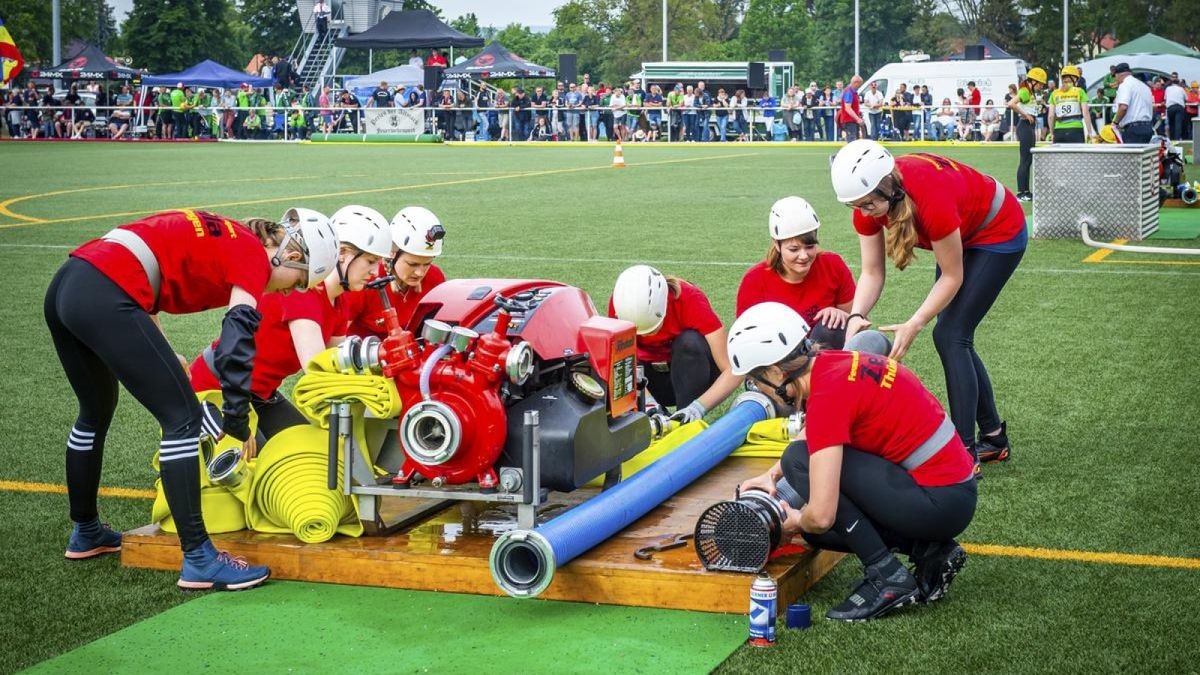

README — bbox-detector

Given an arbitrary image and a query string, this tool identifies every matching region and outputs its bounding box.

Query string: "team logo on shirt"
[847,351,897,389]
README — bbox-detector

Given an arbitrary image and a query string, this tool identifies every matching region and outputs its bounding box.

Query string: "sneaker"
[1016,192,1033,202]
[976,422,1011,463]
[65,521,122,560]
[826,557,920,622]
[178,541,270,591]
[913,542,967,603]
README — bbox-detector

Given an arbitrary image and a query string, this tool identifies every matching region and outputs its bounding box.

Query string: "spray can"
[748,573,777,646]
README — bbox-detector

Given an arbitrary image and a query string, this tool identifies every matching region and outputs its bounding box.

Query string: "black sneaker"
[1016,192,1033,202]
[976,422,1011,463]
[826,557,920,622]
[912,541,967,603]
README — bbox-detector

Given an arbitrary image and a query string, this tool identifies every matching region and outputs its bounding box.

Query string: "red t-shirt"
[969,88,981,113]
[71,210,271,314]
[804,351,974,487]
[607,281,722,363]
[735,255,855,325]
[342,263,446,338]
[852,154,1025,249]
[190,282,347,398]
[1151,87,1166,112]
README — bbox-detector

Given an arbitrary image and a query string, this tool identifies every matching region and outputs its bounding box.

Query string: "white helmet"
[280,207,338,289]
[391,206,445,257]
[330,205,391,258]
[830,139,896,203]
[727,302,811,376]
[768,196,821,240]
[612,265,669,336]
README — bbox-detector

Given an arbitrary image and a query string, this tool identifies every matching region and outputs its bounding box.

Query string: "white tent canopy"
[1079,53,1200,95]
[344,64,424,91]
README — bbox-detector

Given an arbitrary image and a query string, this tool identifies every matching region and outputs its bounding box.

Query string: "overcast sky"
[106,0,561,28]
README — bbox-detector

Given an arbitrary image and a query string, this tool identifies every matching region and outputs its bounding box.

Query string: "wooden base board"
[121,457,843,613]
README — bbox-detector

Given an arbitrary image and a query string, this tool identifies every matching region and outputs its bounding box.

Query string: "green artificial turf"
[1151,206,1200,240]
[30,581,747,674]
[0,142,1197,673]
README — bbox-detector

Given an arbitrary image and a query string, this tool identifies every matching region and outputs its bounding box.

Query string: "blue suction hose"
[489,391,775,597]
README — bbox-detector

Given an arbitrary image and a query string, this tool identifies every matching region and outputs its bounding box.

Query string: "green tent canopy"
[1105,34,1200,58]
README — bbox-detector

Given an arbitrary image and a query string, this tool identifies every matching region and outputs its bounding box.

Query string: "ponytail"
[878,171,919,270]
[664,274,684,298]
[245,217,308,260]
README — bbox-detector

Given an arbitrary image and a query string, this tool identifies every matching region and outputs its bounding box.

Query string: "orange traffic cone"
[612,139,627,168]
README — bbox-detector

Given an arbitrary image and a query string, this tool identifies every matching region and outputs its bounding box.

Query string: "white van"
[859,59,1028,108]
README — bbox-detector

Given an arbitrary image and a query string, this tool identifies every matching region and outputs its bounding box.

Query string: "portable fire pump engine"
[329,278,656,531]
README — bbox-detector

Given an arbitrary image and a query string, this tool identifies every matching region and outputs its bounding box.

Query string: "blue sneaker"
[65,521,122,560]
[178,541,270,591]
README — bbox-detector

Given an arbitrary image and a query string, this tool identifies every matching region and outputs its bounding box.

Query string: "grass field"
[1,140,1198,673]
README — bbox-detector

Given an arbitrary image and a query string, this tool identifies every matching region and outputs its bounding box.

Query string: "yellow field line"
[0,479,155,500]
[963,542,1200,570]
[0,479,1196,571]
[0,153,759,231]
[1095,259,1200,266]
[1082,239,1126,263]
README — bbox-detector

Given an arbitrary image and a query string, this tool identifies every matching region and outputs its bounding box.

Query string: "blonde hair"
[664,274,683,298]
[765,232,820,276]
[245,218,307,258]
[878,171,919,270]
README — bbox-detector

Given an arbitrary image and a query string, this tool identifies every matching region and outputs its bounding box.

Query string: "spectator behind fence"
[511,86,531,141]
[495,87,509,141]
[367,81,393,108]
[108,85,133,140]
[666,83,683,141]
[979,101,1000,141]
[436,89,454,139]
[564,82,582,141]
[759,90,777,141]
[783,86,802,141]
[863,80,884,139]
[645,84,663,141]
[454,89,470,140]
[582,84,599,141]
[731,88,749,141]
[531,114,552,141]
[696,81,712,142]
[932,98,955,140]
[713,88,729,142]
[800,86,819,141]
[681,85,696,141]
[838,75,865,142]
[1164,77,1187,140]
[221,88,236,137]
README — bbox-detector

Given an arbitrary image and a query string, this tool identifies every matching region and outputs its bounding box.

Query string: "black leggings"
[45,258,209,551]
[1016,118,1035,193]
[781,441,976,566]
[1053,127,1085,144]
[253,391,309,441]
[643,329,718,408]
[933,246,1024,445]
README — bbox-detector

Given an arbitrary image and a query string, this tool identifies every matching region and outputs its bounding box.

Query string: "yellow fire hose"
[152,348,403,543]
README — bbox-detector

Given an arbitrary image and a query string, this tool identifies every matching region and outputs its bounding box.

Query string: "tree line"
[1,0,1195,85]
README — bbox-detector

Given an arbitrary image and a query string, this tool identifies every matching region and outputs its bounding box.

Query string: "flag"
[0,15,25,86]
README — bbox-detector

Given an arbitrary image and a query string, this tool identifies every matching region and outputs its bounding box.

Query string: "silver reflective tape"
[899,416,957,471]
[101,228,162,304]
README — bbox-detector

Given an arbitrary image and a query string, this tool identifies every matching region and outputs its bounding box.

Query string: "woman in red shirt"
[608,265,741,424]
[832,140,1025,471]
[736,196,855,348]
[733,302,976,622]
[343,206,447,338]
[45,207,338,590]
[189,205,392,445]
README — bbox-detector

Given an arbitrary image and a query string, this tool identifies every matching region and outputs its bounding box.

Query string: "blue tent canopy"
[143,59,273,89]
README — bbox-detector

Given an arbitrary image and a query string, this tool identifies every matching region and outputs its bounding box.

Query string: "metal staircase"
[289,4,347,91]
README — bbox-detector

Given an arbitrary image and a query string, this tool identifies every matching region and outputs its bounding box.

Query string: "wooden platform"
[121,457,843,613]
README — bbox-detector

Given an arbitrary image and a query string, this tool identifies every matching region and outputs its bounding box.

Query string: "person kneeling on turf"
[733,302,977,621]
[609,265,743,424]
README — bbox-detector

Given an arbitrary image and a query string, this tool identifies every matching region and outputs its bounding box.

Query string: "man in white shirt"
[862,81,885,140]
[313,0,331,36]
[408,50,424,68]
[1164,78,1188,140]
[1112,63,1154,143]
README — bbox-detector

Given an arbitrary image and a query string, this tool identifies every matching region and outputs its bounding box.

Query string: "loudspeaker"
[558,53,578,85]
[424,66,443,92]
[964,44,985,61]
[748,62,767,90]
[767,49,786,62]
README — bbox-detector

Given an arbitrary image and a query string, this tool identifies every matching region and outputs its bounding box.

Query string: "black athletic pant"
[1016,117,1035,193]
[933,246,1024,445]
[45,258,209,552]
[780,441,977,566]
[252,391,308,441]
[1053,127,1085,144]
[643,329,718,409]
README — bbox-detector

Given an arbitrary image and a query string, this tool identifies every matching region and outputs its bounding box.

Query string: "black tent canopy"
[335,9,484,50]
[30,44,143,81]
[442,41,556,80]
[948,37,1016,61]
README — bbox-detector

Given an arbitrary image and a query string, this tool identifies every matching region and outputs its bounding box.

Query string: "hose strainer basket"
[693,479,803,573]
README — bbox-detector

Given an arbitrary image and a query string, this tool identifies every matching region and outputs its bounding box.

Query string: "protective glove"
[214,304,262,443]
[670,399,707,425]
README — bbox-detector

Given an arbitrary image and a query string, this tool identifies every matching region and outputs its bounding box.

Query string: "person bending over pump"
[733,302,977,622]
[608,265,742,424]
[832,141,1026,475]
[189,206,391,445]
[343,206,447,338]
[737,196,856,348]
[45,208,338,590]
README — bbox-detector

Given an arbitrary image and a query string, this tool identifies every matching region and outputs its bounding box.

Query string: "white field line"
[3,243,1198,276]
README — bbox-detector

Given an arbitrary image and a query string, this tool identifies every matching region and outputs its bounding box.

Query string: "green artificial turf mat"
[31,581,747,674]
[1151,206,1200,239]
